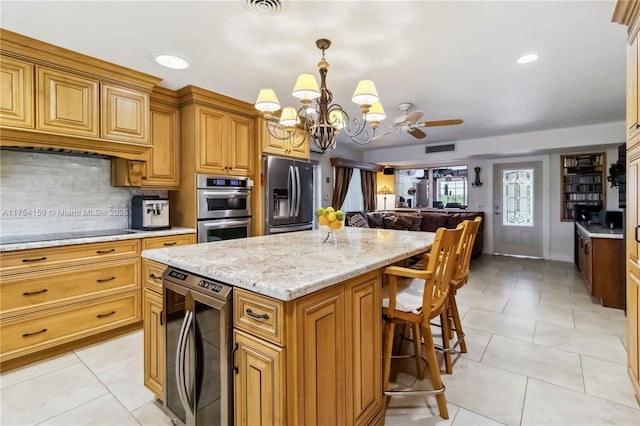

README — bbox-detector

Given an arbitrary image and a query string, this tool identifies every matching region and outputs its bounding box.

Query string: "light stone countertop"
[576,222,623,240]
[0,227,196,252]
[142,227,435,301]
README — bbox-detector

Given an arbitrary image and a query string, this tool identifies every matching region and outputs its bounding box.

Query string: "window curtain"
[332,166,354,209]
[360,170,377,211]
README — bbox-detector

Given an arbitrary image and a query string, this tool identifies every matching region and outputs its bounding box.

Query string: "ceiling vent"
[244,0,286,15]
[425,143,455,154]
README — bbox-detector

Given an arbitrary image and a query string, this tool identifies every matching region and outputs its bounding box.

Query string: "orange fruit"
[329,220,342,230]
[318,215,329,226]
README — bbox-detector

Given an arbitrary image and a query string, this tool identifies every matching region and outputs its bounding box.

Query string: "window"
[502,168,533,227]
[395,165,468,208]
[339,168,364,212]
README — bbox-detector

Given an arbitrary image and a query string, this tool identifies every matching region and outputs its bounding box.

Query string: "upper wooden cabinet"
[628,34,640,147]
[261,119,310,160]
[37,66,100,137]
[0,29,161,159]
[101,84,149,144]
[0,56,34,129]
[142,90,180,188]
[187,104,254,176]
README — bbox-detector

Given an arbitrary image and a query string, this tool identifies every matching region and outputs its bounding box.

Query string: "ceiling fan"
[373,103,463,140]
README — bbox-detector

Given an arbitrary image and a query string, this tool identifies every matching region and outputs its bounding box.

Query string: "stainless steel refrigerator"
[263,155,314,234]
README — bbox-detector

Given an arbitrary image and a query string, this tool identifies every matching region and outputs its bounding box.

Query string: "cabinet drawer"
[234,288,284,346]
[1,258,140,318]
[0,291,140,362]
[0,239,141,276]
[143,259,166,293]
[142,234,195,250]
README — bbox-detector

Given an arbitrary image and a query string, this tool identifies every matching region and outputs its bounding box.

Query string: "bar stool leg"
[411,323,424,380]
[449,292,467,353]
[421,324,449,419]
[440,309,452,374]
[382,320,396,411]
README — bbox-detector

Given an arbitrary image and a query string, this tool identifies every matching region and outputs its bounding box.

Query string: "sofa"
[345,210,485,258]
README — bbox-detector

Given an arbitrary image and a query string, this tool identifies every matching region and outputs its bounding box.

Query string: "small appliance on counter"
[131,195,171,230]
[600,210,623,229]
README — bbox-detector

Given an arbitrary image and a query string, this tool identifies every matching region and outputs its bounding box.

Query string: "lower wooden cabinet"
[233,269,382,426]
[576,227,624,309]
[143,288,164,398]
[1,291,139,362]
[233,329,285,425]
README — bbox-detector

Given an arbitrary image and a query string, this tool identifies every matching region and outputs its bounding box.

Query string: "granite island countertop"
[0,227,196,251]
[142,227,435,301]
[576,222,623,240]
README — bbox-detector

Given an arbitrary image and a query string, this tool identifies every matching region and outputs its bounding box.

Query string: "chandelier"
[254,38,386,153]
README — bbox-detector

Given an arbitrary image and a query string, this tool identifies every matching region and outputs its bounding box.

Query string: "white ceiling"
[1,0,627,151]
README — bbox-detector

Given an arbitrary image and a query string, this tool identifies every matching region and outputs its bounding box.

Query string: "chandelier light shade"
[254,38,385,153]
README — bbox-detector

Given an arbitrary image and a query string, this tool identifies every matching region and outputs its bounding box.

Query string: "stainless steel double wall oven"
[196,175,252,243]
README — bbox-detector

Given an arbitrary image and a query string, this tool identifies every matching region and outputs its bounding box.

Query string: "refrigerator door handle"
[294,166,301,217]
[288,165,296,218]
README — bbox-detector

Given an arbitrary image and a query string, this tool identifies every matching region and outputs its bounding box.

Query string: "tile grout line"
[519,377,529,425]
[578,354,587,395]
[33,394,108,426]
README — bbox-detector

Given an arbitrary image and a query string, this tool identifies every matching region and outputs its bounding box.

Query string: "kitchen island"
[142,227,435,426]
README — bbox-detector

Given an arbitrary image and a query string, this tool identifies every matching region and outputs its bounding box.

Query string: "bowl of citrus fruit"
[317,206,344,243]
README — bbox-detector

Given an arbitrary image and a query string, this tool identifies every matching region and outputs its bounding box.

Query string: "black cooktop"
[0,229,138,245]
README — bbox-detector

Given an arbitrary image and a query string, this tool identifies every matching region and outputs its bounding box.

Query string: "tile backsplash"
[0,150,167,238]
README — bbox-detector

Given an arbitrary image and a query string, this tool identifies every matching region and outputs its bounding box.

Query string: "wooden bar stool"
[441,216,483,373]
[381,226,463,420]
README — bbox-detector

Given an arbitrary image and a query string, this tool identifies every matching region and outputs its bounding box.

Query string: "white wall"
[311,143,364,209]
[363,121,625,262]
[0,151,166,238]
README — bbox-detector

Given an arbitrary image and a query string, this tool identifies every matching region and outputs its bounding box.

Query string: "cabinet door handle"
[96,276,115,283]
[149,273,162,281]
[246,308,269,320]
[636,123,640,129]
[163,242,177,246]
[23,289,48,296]
[160,311,164,326]
[636,225,640,243]
[232,342,239,374]
[22,256,47,263]
[96,248,116,254]
[97,311,116,319]
[22,329,47,338]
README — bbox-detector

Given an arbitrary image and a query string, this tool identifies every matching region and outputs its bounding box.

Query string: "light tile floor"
[0,255,638,425]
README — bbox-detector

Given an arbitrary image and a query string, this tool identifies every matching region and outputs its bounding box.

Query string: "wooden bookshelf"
[561,152,606,221]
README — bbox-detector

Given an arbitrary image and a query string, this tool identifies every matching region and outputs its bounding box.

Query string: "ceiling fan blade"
[405,110,423,123]
[408,128,426,139]
[420,119,464,127]
[372,128,399,141]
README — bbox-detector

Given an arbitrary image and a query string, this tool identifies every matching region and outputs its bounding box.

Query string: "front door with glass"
[493,162,543,257]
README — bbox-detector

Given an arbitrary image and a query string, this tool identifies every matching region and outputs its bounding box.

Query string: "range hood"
[1,146,113,159]
[0,127,149,160]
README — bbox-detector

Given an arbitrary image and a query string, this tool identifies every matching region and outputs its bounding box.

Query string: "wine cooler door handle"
[294,166,301,217]
[176,311,194,417]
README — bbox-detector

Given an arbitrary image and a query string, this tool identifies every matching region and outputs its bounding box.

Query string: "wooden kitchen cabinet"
[37,66,100,138]
[261,119,310,160]
[627,144,640,398]
[233,329,285,426]
[143,288,164,398]
[142,95,180,188]
[140,236,194,399]
[232,269,383,426]
[576,226,624,309]
[101,83,149,144]
[191,104,254,176]
[629,32,640,149]
[0,56,34,129]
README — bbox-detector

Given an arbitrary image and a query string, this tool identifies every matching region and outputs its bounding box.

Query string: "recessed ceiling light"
[152,52,190,70]
[517,53,538,64]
